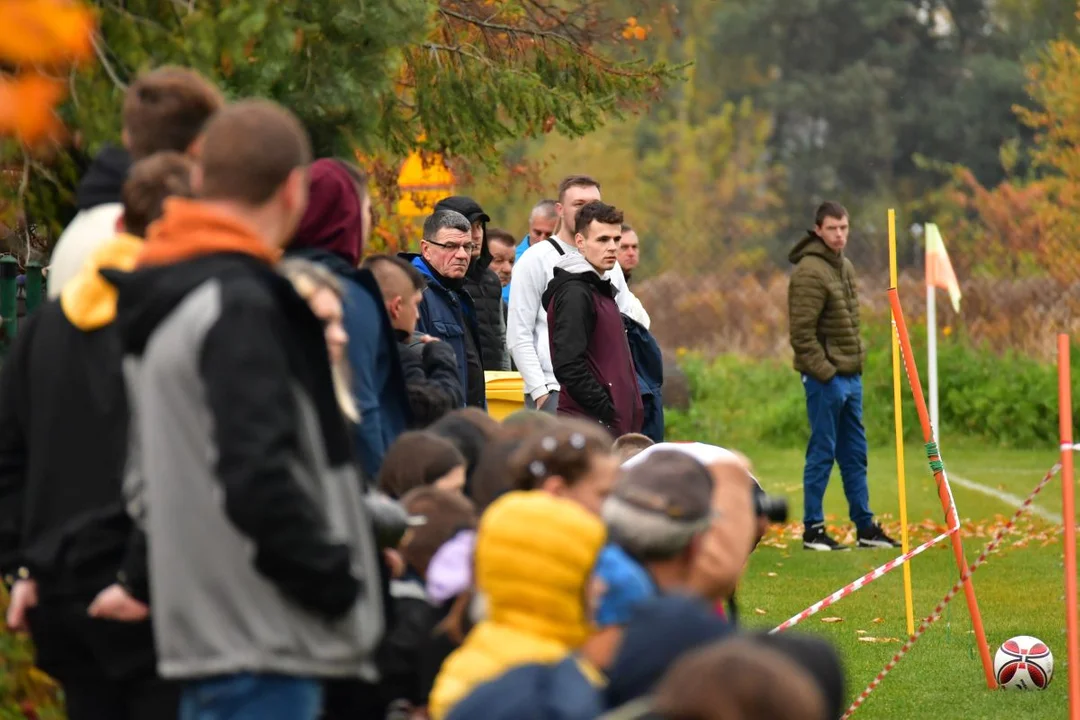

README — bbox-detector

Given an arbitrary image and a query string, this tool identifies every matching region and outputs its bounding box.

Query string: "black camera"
[750,476,788,524]
[754,493,789,524]
[363,491,427,549]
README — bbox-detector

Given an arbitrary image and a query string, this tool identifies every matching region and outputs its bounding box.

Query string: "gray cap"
[613,450,715,523]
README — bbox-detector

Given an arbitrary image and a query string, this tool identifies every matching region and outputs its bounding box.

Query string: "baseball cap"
[612,450,714,524]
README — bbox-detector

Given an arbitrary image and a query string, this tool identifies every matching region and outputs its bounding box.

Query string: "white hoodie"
[46,203,124,299]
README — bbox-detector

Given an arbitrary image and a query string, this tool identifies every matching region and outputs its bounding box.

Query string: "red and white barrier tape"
[769,525,957,635]
[840,463,1061,719]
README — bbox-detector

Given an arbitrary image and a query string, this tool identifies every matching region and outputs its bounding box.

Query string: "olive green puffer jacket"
[787,233,865,382]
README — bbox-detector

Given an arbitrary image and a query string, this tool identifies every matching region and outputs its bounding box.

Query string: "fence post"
[24,261,44,315]
[0,256,18,355]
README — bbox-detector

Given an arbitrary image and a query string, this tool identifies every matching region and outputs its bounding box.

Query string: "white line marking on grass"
[949,473,1062,524]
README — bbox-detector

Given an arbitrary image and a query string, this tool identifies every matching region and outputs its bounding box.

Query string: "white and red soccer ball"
[994,635,1054,690]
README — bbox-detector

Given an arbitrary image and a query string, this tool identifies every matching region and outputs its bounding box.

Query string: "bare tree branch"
[91,33,128,91]
[18,150,30,265]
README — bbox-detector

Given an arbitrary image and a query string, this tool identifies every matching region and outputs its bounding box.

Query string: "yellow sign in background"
[396,151,455,218]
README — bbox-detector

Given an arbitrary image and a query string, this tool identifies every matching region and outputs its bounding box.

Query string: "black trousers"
[26,600,179,720]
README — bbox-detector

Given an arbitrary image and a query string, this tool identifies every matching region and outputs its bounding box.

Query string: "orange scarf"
[138,198,282,268]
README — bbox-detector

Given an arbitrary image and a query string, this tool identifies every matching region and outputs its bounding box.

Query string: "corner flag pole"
[888,209,916,637]
[888,288,997,688]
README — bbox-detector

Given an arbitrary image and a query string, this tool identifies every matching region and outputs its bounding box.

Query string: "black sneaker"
[857,523,902,549]
[803,523,850,551]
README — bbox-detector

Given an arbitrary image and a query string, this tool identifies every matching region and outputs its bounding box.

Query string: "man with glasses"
[400,210,486,408]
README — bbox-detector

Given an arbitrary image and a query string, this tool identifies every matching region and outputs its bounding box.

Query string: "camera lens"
[754,494,789,524]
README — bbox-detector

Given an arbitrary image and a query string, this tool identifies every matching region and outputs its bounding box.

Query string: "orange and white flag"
[924,223,961,312]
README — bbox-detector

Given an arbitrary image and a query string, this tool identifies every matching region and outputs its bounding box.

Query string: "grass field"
[733,439,1071,719]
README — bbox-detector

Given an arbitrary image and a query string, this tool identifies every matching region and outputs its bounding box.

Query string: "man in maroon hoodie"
[542,200,643,436]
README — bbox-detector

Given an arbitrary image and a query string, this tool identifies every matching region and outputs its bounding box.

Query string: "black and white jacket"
[110,252,385,680]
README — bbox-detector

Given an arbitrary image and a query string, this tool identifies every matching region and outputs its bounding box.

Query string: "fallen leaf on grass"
[820,617,843,624]
[753,608,768,616]
[872,617,884,624]
[856,630,868,635]
[766,572,779,578]
[858,636,901,643]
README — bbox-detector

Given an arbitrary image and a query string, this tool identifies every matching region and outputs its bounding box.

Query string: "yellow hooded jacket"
[59,233,143,329]
[428,491,607,720]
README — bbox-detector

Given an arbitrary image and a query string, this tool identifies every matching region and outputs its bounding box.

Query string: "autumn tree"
[0,0,677,256]
[913,14,1080,285]
[0,0,95,263]
[1012,33,1080,281]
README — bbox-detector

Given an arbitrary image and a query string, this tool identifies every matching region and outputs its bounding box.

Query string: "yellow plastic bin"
[485,370,525,421]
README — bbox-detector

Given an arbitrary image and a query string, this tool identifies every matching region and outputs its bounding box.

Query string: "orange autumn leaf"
[220,50,234,77]
[0,0,94,65]
[0,74,66,144]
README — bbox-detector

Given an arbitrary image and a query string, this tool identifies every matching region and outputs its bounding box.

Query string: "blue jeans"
[802,373,874,531]
[180,674,322,720]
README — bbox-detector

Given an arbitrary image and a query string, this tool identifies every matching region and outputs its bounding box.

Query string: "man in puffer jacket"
[434,196,510,371]
[788,201,899,553]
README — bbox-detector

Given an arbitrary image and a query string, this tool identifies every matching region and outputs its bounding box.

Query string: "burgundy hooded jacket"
[542,253,642,435]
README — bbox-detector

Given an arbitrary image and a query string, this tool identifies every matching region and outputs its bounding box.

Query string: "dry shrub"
[636,270,1080,363]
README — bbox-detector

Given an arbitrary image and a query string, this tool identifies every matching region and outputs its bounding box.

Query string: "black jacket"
[434,196,509,371]
[110,253,369,621]
[0,300,149,602]
[397,330,464,428]
[376,573,440,710]
[76,144,131,211]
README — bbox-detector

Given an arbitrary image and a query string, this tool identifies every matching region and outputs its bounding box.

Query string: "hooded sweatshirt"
[0,233,148,605]
[428,491,606,719]
[109,198,384,680]
[541,254,642,436]
[787,232,865,383]
[288,159,410,478]
[434,196,510,371]
[47,145,132,299]
[508,236,648,402]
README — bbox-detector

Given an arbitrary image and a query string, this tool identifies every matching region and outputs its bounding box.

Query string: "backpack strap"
[547,237,566,256]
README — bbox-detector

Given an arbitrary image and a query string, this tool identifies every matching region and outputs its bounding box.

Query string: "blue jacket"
[286,249,410,478]
[622,314,664,443]
[446,655,604,720]
[401,254,486,408]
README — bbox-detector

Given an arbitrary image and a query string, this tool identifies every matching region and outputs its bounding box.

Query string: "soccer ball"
[994,635,1054,690]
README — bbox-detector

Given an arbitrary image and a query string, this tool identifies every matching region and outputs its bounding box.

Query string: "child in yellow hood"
[60,152,195,330]
[427,489,607,720]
